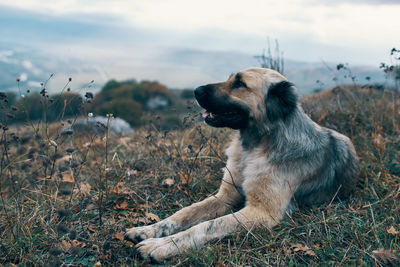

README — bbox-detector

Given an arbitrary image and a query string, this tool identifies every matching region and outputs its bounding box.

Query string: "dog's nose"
[194,86,207,98]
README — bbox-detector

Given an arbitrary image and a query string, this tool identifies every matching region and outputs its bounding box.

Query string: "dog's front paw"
[134,237,178,263]
[125,219,178,244]
[124,225,157,244]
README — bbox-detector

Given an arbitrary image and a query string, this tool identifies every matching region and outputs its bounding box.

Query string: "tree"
[96,98,143,127]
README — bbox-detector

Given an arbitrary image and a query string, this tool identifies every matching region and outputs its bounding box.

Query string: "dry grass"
[0,85,399,266]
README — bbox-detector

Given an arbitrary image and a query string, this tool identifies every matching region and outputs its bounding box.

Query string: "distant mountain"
[162,49,386,95]
[0,44,385,96]
[0,44,104,95]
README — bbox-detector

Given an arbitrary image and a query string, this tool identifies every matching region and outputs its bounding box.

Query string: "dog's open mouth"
[202,111,213,119]
[202,110,239,120]
[202,110,235,119]
[195,89,250,129]
[200,108,248,129]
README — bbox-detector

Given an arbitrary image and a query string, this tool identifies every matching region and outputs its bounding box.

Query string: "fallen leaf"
[163,178,175,187]
[59,240,71,251]
[132,217,150,225]
[112,182,131,195]
[61,173,75,183]
[138,203,153,210]
[113,231,125,242]
[100,249,112,260]
[49,140,58,147]
[118,137,132,148]
[78,182,91,197]
[71,239,86,248]
[387,226,400,235]
[373,248,398,265]
[84,138,105,148]
[290,243,317,257]
[145,212,160,222]
[115,200,128,210]
[37,176,49,181]
[94,261,101,267]
[372,132,386,152]
[179,172,192,185]
[87,225,96,233]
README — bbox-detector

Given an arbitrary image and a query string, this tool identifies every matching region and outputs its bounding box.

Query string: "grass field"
[0,85,399,266]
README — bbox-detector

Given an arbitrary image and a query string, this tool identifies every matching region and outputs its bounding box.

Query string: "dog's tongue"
[202,111,210,118]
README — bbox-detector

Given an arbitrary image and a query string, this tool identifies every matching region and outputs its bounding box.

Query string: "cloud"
[22,60,42,75]
[0,0,399,67]
[329,0,400,5]
[27,81,42,87]
[0,50,18,64]
[19,72,28,82]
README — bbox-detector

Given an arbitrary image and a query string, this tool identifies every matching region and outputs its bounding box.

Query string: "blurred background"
[1,0,399,94]
[1,0,400,130]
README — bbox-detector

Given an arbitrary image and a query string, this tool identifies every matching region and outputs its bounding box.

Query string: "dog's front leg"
[125,178,243,243]
[134,204,284,263]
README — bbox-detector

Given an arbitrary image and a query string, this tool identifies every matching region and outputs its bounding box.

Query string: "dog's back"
[293,127,359,206]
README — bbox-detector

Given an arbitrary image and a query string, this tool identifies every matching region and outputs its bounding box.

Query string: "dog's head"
[194,68,298,130]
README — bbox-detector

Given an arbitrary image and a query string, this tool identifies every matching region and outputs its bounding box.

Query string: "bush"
[96,98,143,127]
[13,93,43,122]
[47,93,83,121]
[9,92,83,123]
[92,80,173,111]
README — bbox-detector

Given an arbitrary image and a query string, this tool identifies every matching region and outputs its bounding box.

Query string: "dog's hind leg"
[125,174,244,243]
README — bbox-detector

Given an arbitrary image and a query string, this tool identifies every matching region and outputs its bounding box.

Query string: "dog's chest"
[225,136,271,189]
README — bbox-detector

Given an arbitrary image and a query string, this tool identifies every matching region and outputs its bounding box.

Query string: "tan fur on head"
[125,68,359,263]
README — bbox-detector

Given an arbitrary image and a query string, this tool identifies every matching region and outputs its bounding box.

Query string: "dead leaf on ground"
[372,132,386,152]
[83,138,105,148]
[87,225,96,233]
[113,231,125,242]
[78,182,91,197]
[373,248,399,265]
[112,182,131,195]
[163,178,175,187]
[387,225,400,235]
[59,240,71,251]
[71,239,86,248]
[179,172,192,185]
[61,173,75,183]
[290,243,317,257]
[118,136,133,148]
[115,200,129,210]
[132,217,150,225]
[145,212,160,222]
[138,203,154,210]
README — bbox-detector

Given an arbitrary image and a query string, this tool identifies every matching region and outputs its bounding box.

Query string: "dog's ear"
[265,81,298,122]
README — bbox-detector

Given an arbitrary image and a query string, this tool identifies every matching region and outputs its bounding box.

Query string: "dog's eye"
[232,80,247,89]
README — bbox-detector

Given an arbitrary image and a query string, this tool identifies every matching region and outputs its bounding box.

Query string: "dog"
[125,67,359,262]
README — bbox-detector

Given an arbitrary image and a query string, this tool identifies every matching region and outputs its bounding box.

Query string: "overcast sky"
[0,0,399,89]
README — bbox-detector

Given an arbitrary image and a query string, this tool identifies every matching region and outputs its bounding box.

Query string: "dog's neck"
[239,107,322,154]
[239,127,263,150]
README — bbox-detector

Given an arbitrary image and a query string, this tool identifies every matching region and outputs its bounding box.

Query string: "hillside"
[1,44,385,95]
[0,85,399,266]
